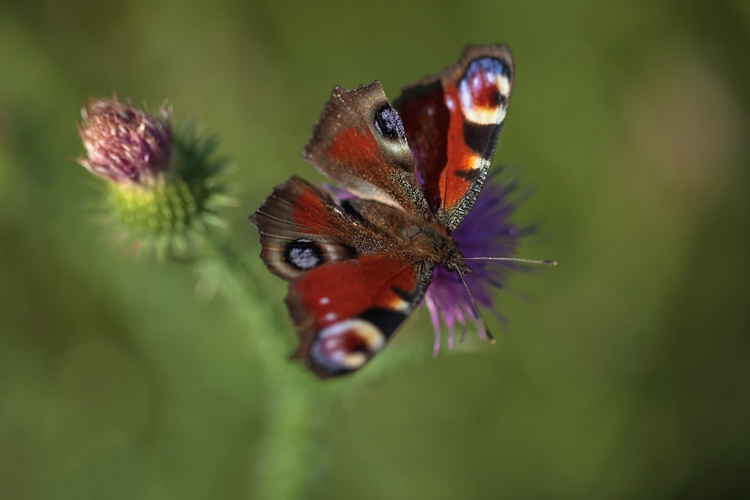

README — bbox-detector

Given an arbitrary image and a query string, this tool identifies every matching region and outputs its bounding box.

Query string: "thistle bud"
[76,97,234,259]
[77,97,171,184]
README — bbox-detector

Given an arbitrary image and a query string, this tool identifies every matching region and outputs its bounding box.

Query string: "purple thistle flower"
[77,97,172,184]
[425,177,532,357]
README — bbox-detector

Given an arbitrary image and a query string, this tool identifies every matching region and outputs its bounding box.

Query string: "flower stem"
[199,236,327,500]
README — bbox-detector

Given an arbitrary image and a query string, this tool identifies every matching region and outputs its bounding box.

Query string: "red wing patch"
[286,254,433,378]
[395,45,514,231]
[326,126,382,171]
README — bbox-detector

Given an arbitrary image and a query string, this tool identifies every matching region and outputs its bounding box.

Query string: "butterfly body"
[340,195,465,269]
[250,45,514,378]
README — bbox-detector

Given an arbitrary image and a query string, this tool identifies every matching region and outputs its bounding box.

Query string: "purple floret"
[425,178,532,356]
[77,97,172,184]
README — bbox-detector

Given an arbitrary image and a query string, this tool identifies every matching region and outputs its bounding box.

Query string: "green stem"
[201,238,328,500]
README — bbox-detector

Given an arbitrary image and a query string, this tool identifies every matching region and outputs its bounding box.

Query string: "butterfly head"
[442,246,471,276]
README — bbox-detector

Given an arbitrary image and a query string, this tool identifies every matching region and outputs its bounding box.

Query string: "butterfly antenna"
[456,269,495,344]
[463,257,558,266]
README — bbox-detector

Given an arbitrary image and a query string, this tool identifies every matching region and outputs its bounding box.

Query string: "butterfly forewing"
[302,81,431,221]
[395,44,514,231]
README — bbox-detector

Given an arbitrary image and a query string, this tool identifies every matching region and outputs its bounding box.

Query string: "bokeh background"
[1,0,749,498]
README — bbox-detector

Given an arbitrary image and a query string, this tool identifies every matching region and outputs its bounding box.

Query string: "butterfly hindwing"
[395,44,514,231]
[287,254,433,378]
[302,81,431,220]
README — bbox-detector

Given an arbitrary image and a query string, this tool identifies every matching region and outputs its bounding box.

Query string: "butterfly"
[250,45,516,378]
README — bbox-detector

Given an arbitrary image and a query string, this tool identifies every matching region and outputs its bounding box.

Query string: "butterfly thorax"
[345,197,467,273]
[405,221,468,273]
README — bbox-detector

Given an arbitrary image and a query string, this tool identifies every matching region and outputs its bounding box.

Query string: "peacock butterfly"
[250,45,516,378]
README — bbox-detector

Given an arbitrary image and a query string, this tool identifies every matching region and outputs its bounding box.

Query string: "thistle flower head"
[76,97,235,259]
[77,97,172,184]
[425,177,533,356]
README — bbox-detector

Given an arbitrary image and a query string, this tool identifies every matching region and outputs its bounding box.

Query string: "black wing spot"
[463,120,502,157]
[359,307,407,338]
[285,238,324,270]
[453,168,481,182]
[374,104,406,142]
[391,285,416,303]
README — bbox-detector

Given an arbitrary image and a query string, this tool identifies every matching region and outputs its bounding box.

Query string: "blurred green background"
[1,0,749,498]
